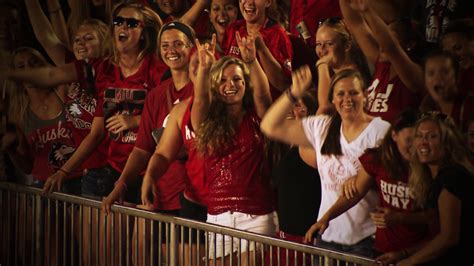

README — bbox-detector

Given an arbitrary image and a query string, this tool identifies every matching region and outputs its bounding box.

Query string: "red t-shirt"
[360,150,429,253]
[135,79,193,210]
[65,83,108,170]
[366,60,423,124]
[221,19,293,98]
[75,54,168,172]
[180,97,208,205]
[205,110,275,215]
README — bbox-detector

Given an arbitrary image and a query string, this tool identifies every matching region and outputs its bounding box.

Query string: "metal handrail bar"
[1,181,374,265]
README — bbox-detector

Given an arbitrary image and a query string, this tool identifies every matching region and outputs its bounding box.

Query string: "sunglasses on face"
[113,16,144,28]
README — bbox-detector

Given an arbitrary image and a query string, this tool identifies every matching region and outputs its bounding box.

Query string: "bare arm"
[47,0,71,49]
[254,34,291,91]
[400,189,461,264]
[179,0,209,27]
[190,37,216,130]
[60,117,105,174]
[260,66,313,147]
[358,0,425,92]
[24,0,68,66]
[7,63,78,89]
[315,58,332,115]
[299,146,317,168]
[140,101,187,207]
[236,32,272,118]
[101,147,151,213]
[304,167,373,242]
[339,0,379,64]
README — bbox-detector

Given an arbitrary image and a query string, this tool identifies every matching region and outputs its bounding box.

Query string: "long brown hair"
[320,69,366,156]
[409,112,474,208]
[195,56,253,155]
[371,109,419,180]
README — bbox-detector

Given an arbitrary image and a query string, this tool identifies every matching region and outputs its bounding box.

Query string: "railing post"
[35,194,43,266]
[170,222,178,266]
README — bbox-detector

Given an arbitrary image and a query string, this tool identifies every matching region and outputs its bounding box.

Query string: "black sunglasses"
[113,16,143,28]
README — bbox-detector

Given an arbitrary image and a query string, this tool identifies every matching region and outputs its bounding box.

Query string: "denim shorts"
[32,177,82,196]
[81,166,117,200]
[82,165,142,204]
[315,235,375,258]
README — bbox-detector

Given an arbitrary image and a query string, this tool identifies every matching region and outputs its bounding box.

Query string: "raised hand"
[349,0,370,12]
[236,31,257,64]
[195,34,217,71]
[290,65,313,99]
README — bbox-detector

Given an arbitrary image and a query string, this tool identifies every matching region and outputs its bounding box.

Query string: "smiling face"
[239,0,269,25]
[160,29,192,71]
[217,63,246,105]
[315,25,348,68]
[113,7,144,55]
[424,56,457,102]
[331,76,366,119]
[414,120,444,166]
[210,0,238,36]
[73,24,101,60]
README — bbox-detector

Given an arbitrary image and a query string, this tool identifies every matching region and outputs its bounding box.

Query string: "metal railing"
[0,181,374,265]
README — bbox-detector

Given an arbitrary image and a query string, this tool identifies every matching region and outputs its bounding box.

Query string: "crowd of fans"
[0,0,473,264]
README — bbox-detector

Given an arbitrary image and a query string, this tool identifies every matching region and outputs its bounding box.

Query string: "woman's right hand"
[140,175,155,209]
[195,34,216,71]
[304,217,329,243]
[101,183,125,215]
[291,65,313,99]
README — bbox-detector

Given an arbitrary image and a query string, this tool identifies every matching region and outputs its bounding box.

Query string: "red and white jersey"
[360,150,429,253]
[74,54,168,172]
[135,79,193,210]
[366,60,423,124]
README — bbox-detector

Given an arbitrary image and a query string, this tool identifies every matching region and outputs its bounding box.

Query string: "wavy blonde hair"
[195,56,253,155]
[409,112,474,208]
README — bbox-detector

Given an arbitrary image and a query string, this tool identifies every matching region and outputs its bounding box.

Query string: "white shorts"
[206,211,277,259]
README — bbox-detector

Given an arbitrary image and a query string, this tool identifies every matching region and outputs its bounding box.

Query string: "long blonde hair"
[409,112,474,208]
[7,47,51,130]
[195,56,253,155]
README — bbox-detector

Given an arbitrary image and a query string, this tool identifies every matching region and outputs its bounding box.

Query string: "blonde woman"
[399,112,474,265]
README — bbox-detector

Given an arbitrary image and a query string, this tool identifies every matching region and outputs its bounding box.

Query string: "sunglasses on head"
[318,17,343,27]
[113,16,143,28]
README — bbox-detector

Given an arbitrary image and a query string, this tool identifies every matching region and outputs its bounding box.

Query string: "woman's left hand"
[105,114,140,133]
[370,207,399,228]
[236,31,257,64]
